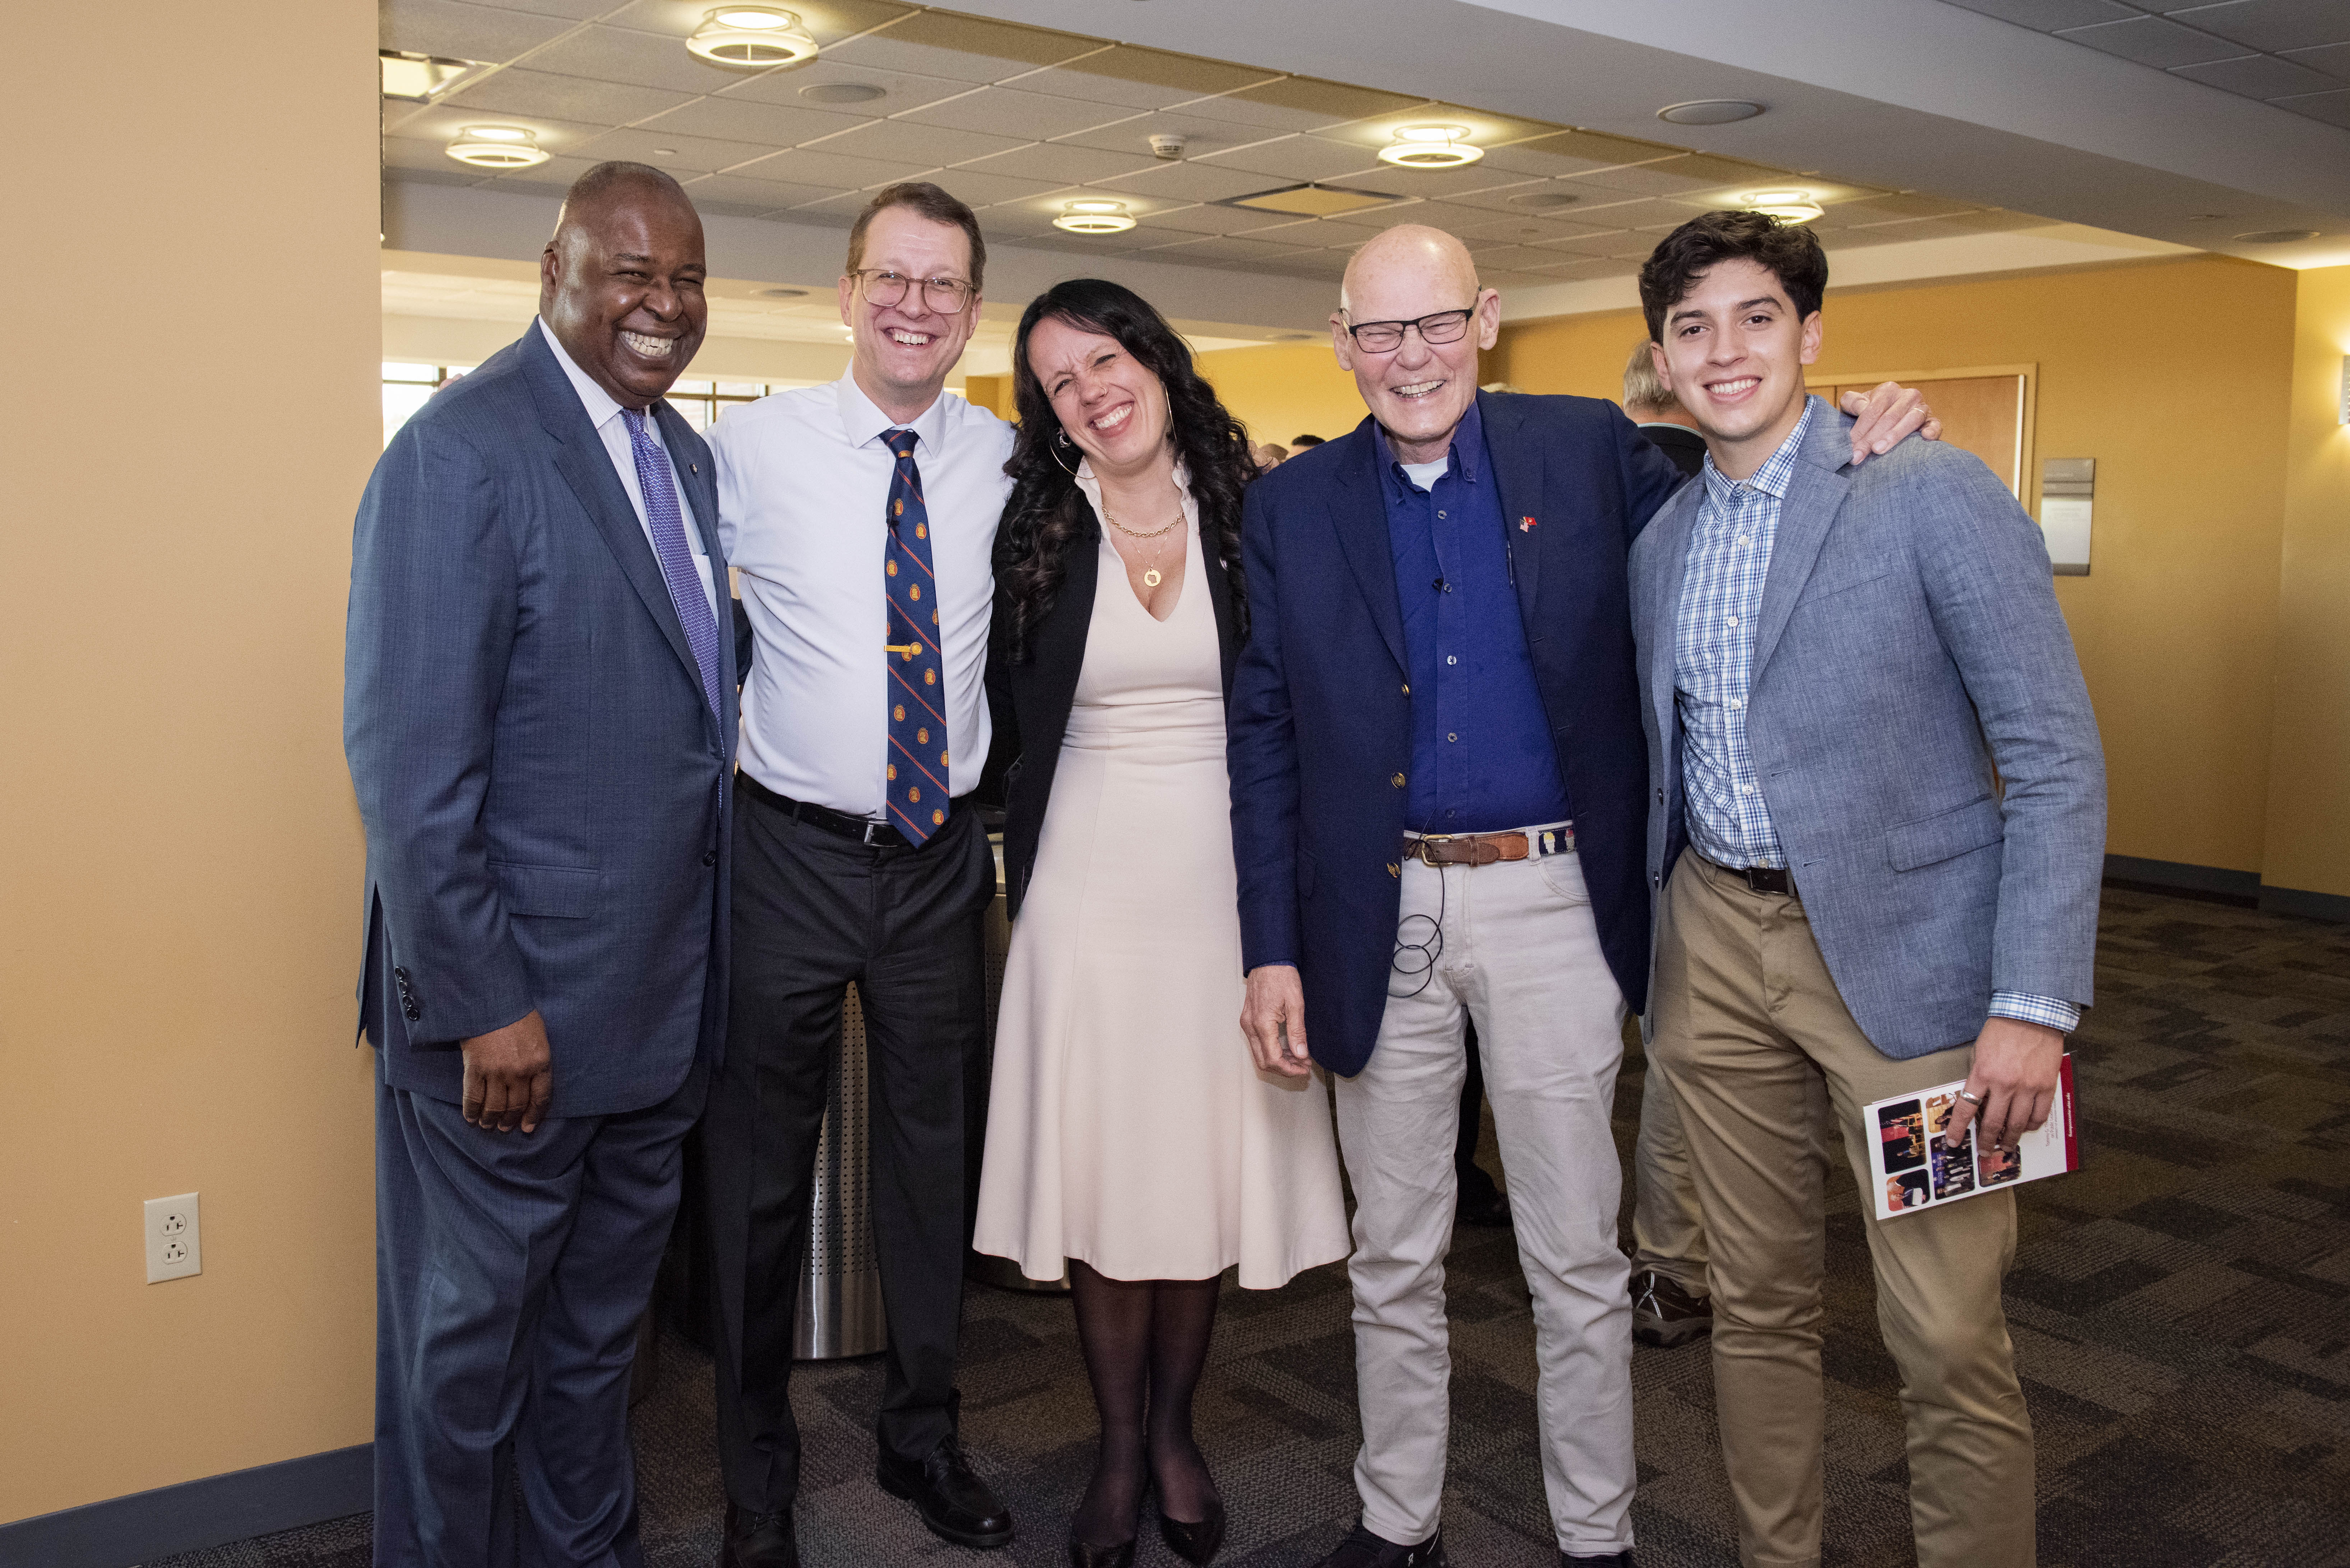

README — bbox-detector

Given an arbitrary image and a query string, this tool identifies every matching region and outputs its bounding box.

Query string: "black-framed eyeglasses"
[1343,307,1476,353]
[849,269,974,315]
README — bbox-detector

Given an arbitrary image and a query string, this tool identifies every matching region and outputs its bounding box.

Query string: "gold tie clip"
[885,642,920,657]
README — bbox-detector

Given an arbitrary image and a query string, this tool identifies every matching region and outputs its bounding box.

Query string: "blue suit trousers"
[373,1057,707,1568]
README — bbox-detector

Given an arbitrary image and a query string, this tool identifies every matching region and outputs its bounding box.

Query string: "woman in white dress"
[974,279,1349,1568]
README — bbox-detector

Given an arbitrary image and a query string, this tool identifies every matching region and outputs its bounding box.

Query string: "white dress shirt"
[536,317,719,623]
[711,370,1014,818]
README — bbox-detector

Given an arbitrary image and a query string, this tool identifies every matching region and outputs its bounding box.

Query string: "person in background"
[702,182,1015,1568]
[1290,433,1326,448]
[1631,209,2103,1568]
[347,161,735,1568]
[975,277,1349,1568]
[1253,441,1290,469]
[1227,223,1935,1568]
[1619,340,1708,479]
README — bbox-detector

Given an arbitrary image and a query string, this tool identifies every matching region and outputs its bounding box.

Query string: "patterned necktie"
[882,427,946,845]
[622,409,722,718]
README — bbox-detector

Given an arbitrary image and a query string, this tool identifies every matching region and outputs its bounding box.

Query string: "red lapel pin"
[1518,515,1538,532]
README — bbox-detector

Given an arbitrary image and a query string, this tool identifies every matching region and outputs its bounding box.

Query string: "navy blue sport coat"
[1227,390,1685,1076]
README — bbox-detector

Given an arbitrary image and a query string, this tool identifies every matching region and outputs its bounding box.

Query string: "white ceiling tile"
[2172,51,2344,95]
[638,95,868,148]
[523,24,765,93]
[1455,211,1636,245]
[1006,47,1280,109]
[473,0,630,18]
[1181,76,1426,134]
[436,65,693,127]
[1299,155,1549,201]
[729,145,937,189]
[1090,160,1293,204]
[954,141,1162,185]
[1113,202,1246,235]
[720,59,977,115]
[2279,40,2350,79]
[573,126,782,174]
[681,173,851,211]
[1937,0,2140,31]
[1313,199,1498,236]
[899,87,1133,141]
[807,116,1034,166]
[1556,195,1707,230]
[2273,85,2350,124]
[922,169,1081,209]
[390,102,616,157]
[1461,244,1579,272]
[1051,110,1288,160]
[1569,154,1795,199]
[1435,180,1593,215]
[1475,129,1691,177]
[595,0,914,43]
[1521,256,1640,282]
[476,153,606,197]
[1144,235,1326,266]
[380,0,578,62]
[1828,191,1989,223]
[2167,0,2350,53]
[1192,135,1395,184]
[820,11,1102,82]
[2053,14,2248,66]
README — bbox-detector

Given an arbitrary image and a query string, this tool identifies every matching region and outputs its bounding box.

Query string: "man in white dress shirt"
[700,182,1017,1568]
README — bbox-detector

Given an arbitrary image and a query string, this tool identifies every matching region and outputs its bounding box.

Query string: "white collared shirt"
[535,317,718,623]
[711,370,1014,818]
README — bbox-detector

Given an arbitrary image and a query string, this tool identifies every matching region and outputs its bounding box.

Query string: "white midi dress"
[973,506,1349,1289]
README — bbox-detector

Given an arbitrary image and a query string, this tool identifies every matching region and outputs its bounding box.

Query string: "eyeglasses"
[849,269,974,315]
[1343,307,1476,353]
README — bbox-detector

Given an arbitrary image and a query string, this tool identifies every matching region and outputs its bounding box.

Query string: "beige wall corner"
[2262,265,2350,901]
[0,0,380,1526]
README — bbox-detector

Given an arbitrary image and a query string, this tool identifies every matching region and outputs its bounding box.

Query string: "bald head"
[1330,223,1501,464]
[539,161,707,410]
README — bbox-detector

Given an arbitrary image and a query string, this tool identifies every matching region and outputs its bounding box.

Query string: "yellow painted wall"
[2263,264,2350,899]
[1195,341,1371,450]
[1491,257,2300,877]
[0,0,381,1526]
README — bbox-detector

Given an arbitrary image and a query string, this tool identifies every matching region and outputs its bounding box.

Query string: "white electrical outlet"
[145,1192,203,1283]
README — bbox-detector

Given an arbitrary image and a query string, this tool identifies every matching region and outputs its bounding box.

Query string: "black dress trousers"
[702,786,994,1513]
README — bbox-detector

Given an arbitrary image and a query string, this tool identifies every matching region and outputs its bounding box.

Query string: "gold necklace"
[1102,502,1183,588]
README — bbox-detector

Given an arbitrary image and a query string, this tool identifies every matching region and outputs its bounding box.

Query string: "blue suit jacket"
[345,325,739,1117]
[1631,400,2106,1058]
[1228,391,1686,1076]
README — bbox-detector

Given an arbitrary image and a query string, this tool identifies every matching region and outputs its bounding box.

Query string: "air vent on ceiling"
[1227,183,1400,218]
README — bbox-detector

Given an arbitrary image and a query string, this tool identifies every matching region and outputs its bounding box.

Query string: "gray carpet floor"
[154,885,2350,1567]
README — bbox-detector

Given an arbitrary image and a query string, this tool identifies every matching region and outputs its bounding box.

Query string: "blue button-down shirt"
[1377,400,1571,835]
[1673,398,2078,1034]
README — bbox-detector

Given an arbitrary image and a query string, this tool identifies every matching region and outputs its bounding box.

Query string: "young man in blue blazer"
[1630,211,2105,1568]
[347,163,736,1568]
[1227,224,1933,1568]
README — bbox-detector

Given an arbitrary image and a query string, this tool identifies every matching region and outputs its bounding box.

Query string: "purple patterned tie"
[882,428,946,845]
[623,409,722,717]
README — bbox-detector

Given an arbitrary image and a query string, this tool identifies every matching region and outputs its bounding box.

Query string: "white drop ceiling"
[379,0,2071,303]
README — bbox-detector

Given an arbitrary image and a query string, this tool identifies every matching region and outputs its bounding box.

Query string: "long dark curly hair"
[996,278,1256,661]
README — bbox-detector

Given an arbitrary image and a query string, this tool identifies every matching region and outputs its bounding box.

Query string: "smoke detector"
[1149,134,1187,160]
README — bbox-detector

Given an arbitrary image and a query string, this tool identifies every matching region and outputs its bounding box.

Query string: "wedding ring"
[1956,1089,1983,1106]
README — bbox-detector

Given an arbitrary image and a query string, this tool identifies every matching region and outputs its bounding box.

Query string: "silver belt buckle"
[863,819,889,845]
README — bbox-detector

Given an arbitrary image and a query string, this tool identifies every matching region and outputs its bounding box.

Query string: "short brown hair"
[846,181,986,291]
[1621,338,1682,417]
[1637,210,1827,343]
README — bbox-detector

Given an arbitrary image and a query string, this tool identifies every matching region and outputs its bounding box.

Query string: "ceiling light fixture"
[2233,228,2318,243]
[1659,99,1763,125]
[800,82,883,104]
[446,126,550,168]
[687,7,819,70]
[1380,124,1482,169]
[1506,190,1582,210]
[380,50,487,102]
[755,286,810,298]
[1742,189,1824,224]
[1055,199,1135,234]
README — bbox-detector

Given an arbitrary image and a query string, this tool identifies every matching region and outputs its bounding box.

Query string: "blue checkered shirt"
[1673,400,2078,1036]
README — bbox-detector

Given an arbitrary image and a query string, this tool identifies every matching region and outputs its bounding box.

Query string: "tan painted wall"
[1488,257,2300,876]
[1194,341,1371,450]
[2263,265,2350,899]
[0,0,381,1526]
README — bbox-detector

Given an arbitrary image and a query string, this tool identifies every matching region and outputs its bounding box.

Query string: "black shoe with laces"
[1629,1268,1713,1349]
[718,1501,800,1568]
[1562,1551,1636,1566]
[877,1436,1015,1549]
[1314,1521,1449,1568]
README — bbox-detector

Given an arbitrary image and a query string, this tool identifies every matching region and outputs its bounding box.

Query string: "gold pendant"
[1142,567,1163,588]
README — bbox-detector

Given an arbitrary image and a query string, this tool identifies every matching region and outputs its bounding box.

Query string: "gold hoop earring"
[1048,427,1082,478]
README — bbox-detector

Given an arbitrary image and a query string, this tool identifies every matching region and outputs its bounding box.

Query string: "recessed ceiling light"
[1380,124,1482,169]
[380,50,487,102]
[1742,189,1824,224]
[1506,190,1581,210]
[687,6,818,70]
[1659,99,1763,125]
[1056,199,1136,234]
[755,286,810,298]
[800,82,884,104]
[447,126,549,168]
[2233,229,2319,243]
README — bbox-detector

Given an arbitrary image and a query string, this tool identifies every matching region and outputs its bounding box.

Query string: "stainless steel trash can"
[793,981,889,1359]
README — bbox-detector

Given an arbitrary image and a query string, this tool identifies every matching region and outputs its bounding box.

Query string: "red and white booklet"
[1864,1054,2079,1220]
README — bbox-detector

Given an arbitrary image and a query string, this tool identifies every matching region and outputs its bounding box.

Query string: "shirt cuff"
[1988,991,2080,1034]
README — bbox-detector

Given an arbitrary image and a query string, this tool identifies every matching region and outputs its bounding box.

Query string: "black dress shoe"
[1159,1493,1227,1564]
[1315,1521,1448,1568]
[1562,1552,1635,1566]
[718,1501,800,1568]
[877,1437,1015,1549]
[1629,1269,1712,1349]
[1068,1540,1135,1568]
[1455,1178,1514,1229]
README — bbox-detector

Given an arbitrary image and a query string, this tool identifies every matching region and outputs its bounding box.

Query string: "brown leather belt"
[1403,824,1576,867]
[1719,861,1792,895]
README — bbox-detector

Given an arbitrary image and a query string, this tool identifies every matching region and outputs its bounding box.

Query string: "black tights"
[1067,1260,1222,1546]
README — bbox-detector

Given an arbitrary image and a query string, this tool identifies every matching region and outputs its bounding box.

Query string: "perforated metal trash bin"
[793,981,888,1360]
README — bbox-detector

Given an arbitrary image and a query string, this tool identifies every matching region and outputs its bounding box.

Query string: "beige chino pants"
[1335,841,1636,1556]
[1648,852,2035,1568]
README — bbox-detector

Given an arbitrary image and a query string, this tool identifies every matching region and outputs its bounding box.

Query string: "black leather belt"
[1727,862,1792,895]
[737,771,964,848]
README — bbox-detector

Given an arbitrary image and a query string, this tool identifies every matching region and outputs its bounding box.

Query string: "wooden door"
[1824,373,2026,496]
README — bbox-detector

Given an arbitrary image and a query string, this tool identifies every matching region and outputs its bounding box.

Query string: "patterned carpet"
[154,886,2350,1567]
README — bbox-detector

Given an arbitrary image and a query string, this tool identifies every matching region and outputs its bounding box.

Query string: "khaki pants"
[1648,853,2034,1568]
[1335,842,1635,1556]
[1630,1047,1708,1291]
